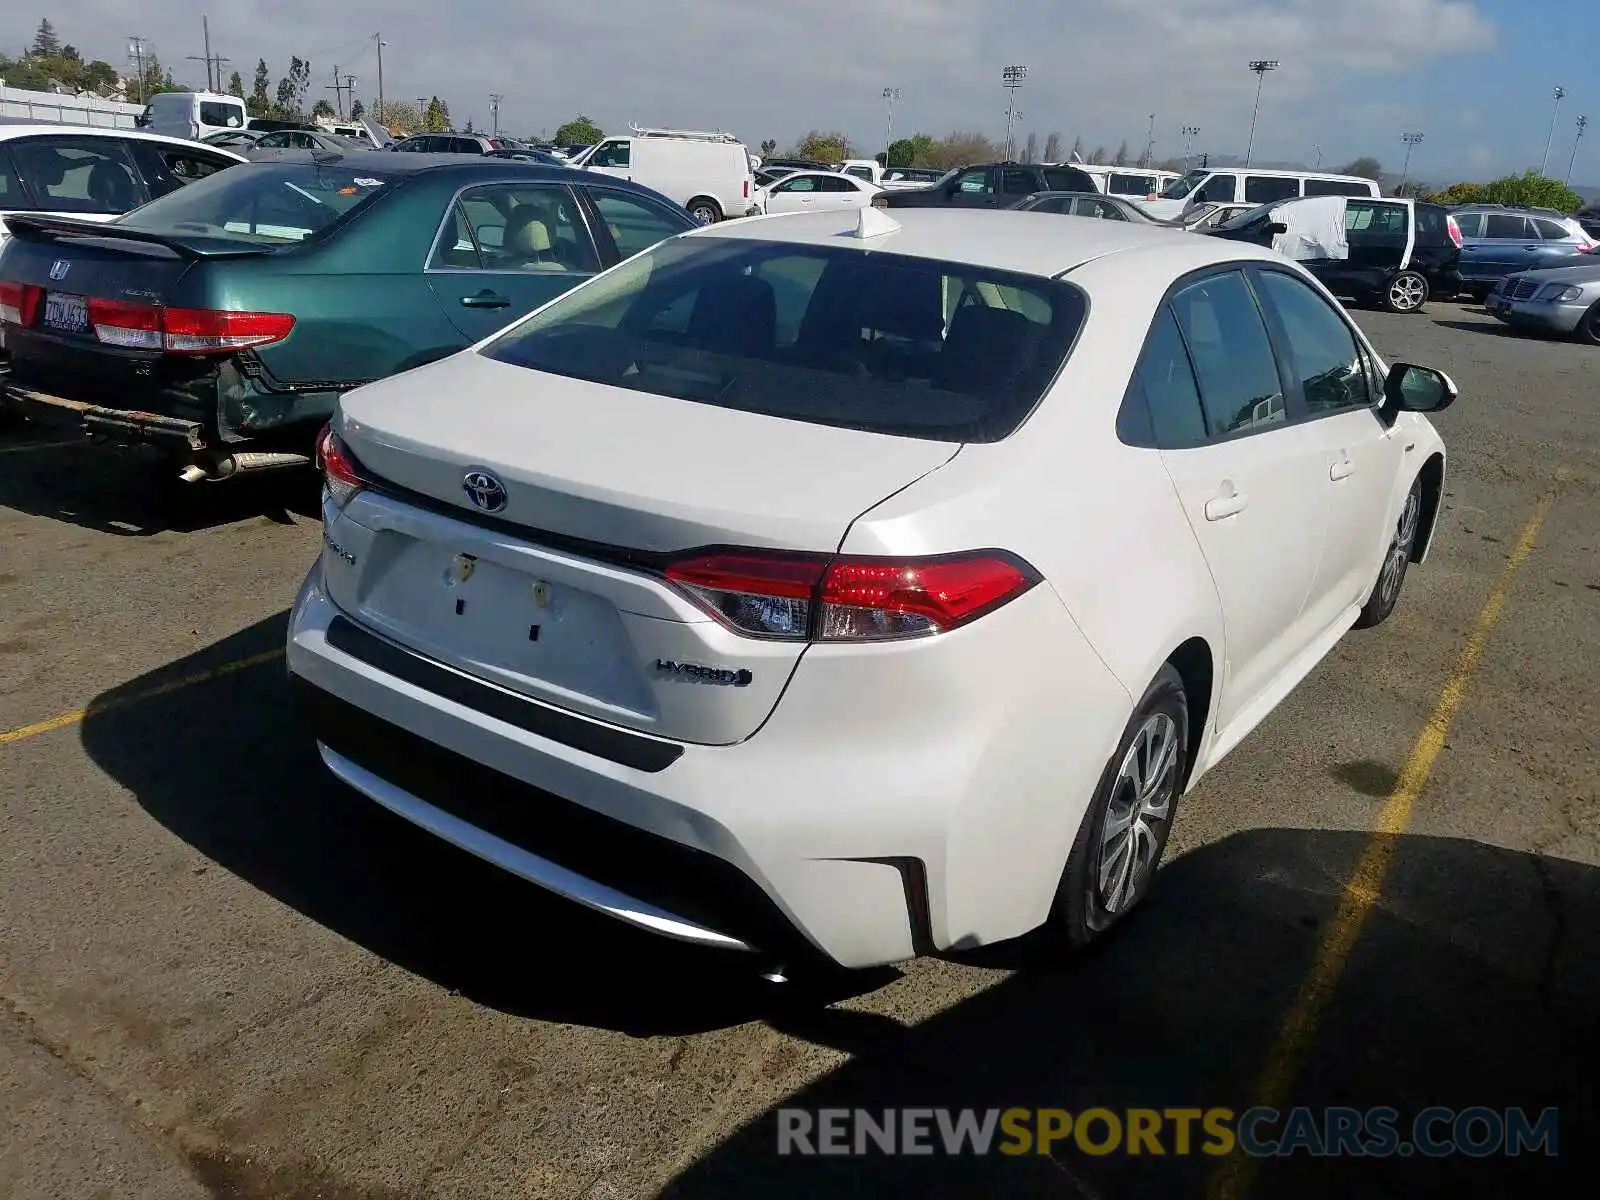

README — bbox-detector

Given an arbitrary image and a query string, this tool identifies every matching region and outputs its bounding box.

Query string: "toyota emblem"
[462,469,508,513]
[48,260,70,281]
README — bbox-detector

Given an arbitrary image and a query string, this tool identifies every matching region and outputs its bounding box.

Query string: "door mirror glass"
[1385,362,1457,412]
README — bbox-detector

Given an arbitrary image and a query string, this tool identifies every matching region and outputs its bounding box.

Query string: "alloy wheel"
[1097,712,1179,915]
[1389,274,1427,312]
[1378,487,1421,611]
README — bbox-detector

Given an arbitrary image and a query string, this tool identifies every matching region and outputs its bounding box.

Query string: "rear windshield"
[115,162,393,244]
[481,237,1087,442]
[200,100,244,128]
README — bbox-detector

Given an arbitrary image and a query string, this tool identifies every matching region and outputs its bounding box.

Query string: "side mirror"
[1384,362,1458,413]
[1268,221,1288,235]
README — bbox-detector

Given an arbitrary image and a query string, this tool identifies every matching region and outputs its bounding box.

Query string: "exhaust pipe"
[178,450,311,482]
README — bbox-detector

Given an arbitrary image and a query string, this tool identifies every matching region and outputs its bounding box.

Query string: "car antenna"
[852,206,900,239]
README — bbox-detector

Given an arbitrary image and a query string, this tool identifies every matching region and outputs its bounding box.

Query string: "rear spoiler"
[1,214,272,259]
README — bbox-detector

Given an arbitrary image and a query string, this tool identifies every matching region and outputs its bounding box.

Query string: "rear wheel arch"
[1165,637,1214,791]
[1411,452,1446,563]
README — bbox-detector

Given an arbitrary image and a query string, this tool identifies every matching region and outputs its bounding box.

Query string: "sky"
[5,0,1595,186]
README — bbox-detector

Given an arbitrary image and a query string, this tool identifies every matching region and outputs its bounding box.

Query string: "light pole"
[1567,115,1588,187]
[1143,113,1155,167]
[1001,65,1027,161]
[1181,124,1200,172]
[1311,144,1322,168]
[1244,59,1279,167]
[489,92,502,137]
[882,87,900,153]
[1398,132,1424,194]
[1540,86,1566,176]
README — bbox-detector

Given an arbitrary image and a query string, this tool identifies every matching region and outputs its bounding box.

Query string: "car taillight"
[83,297,295,353]
[316,423,367,509]
[1446,215,1463,249]
[743,178,750,198]
[0,280,42,326]
[663,550,1040,642]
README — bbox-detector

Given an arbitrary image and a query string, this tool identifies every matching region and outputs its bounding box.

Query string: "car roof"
[688,207,1281,278]
[0,123,247,160]
[222,151,634,184]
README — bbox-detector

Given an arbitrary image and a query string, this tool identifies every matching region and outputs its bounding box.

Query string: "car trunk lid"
[325,351,959,745]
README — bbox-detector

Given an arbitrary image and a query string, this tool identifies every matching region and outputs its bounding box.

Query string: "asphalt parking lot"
[2,300,1597,1199]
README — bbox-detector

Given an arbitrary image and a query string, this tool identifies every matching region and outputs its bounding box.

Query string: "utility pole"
[1181,125,1200,172]
[327,66,348,117]
[1398,132,1424,194]
[882,87,901,153]
[489,93,503,135]
[202,15,212,90]
[1568,115,1589,187]
[373,33,385,122]
[1001,65,1027,161]
[127,36,148,105]
[1541,86,1567,176]
[1142,114,1155,167]
[1244,59,1279,167]
[1311,143,1322,168]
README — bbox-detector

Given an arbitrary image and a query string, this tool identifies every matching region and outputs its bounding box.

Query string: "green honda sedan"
[0,154,696,480]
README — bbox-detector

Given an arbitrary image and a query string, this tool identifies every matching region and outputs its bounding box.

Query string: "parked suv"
[391,132,511,155]
[876,161,1097,209]
[1447,205,1592,299]
[1206,196,1461,313]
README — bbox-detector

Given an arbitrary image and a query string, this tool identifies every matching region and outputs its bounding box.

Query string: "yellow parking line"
[1206,476,1560,1200]
[0,439,82,454]
[0,648,284,746]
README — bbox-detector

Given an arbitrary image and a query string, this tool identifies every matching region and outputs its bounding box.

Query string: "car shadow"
[663,830,1598,1198]
[1430,318,1555,342]
[0,435,318,536]
[77,615,897,1036]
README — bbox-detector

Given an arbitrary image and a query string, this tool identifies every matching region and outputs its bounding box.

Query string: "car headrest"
[504,208,553,256]
[87,160,135,209]
[935,305,1036,393]
[688,274,776,357]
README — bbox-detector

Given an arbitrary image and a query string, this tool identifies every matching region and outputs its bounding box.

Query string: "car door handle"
[460,291,511,309]
[1330,454,1354,481]
[1203,490,1249,521]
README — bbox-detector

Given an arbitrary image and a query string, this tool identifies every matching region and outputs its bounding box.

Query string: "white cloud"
[21,0,1496,164]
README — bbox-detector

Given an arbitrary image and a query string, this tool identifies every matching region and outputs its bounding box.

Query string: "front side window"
[1193,174,1237,204]
[115,162,391,243]
[776,175,819,193]
[255,130,291,148]
[588,140,631,169]
[1346,202,1406,234]
[8,137,145,214]
[1161,170,1207,199]
[588,190,691,260]
[481,239,1088,442]
[1168,271,1285,436]
[1253,270,1371,415]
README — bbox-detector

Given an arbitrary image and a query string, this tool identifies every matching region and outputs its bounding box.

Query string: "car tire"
[1383,270,1430,314]
[1054,663,1188,947]
[687,197,722,225]
[1354,475,1422,629]
[1573,299,1600,346]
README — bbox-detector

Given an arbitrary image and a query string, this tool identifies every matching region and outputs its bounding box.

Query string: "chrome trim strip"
[317,743,752,951]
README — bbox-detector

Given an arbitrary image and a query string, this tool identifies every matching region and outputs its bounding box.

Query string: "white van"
[1067,162,1181,200]
[575,125,756,225]
[139,90,248,142]
[1137,166,1379,221]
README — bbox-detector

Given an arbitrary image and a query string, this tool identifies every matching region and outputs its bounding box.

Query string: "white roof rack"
[628,123,740,143]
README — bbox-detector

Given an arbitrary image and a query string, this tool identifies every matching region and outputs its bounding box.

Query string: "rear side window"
[0,148,23,207]
[481,239,1088,442]
[199,100,244,128]
[1000,168,1036,195]
[8,137,146,214]
[115,162,392,243]
[1304,178,1373,197]
[1484,214,1529,239]
[1168,272,1285,436]
[1245,175,1300,204]
[1452,212,1483,237]
[1534,218,1574,240]
[1120,306,1207,447]
[1042,167,1093,191]
[1109,173,1155,195]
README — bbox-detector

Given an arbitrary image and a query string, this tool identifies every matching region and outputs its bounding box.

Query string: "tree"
[1426,181,1487,205]
[61,45,81,63]
[374,100,421,133]
[32,18,60,57]
[1043,132,1062,162]
[1477,170,1583,212]
[1340,157,1383,182]
[425,96,448,133]
[1022,132,1038,164]
[275,56,311,118]
[1070,135,1084,161]
[250,58,272,117]
[1113,141,1129,166]
[885,133,936,168]
[464,117,475,133]
[553,115,603,145]
[760,138,777,157]
[311,98,335,119]
[227,70,244,99]
[920,132,999,170]
[350,97,364,119]
[793,130,853,163]
[1089,145,1106,165]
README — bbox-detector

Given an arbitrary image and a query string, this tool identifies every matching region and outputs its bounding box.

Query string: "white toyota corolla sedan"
[286,206,1456,972]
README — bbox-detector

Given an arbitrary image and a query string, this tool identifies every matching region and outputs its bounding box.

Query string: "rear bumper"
[2,383,205,449]
[286,556,1133,969]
